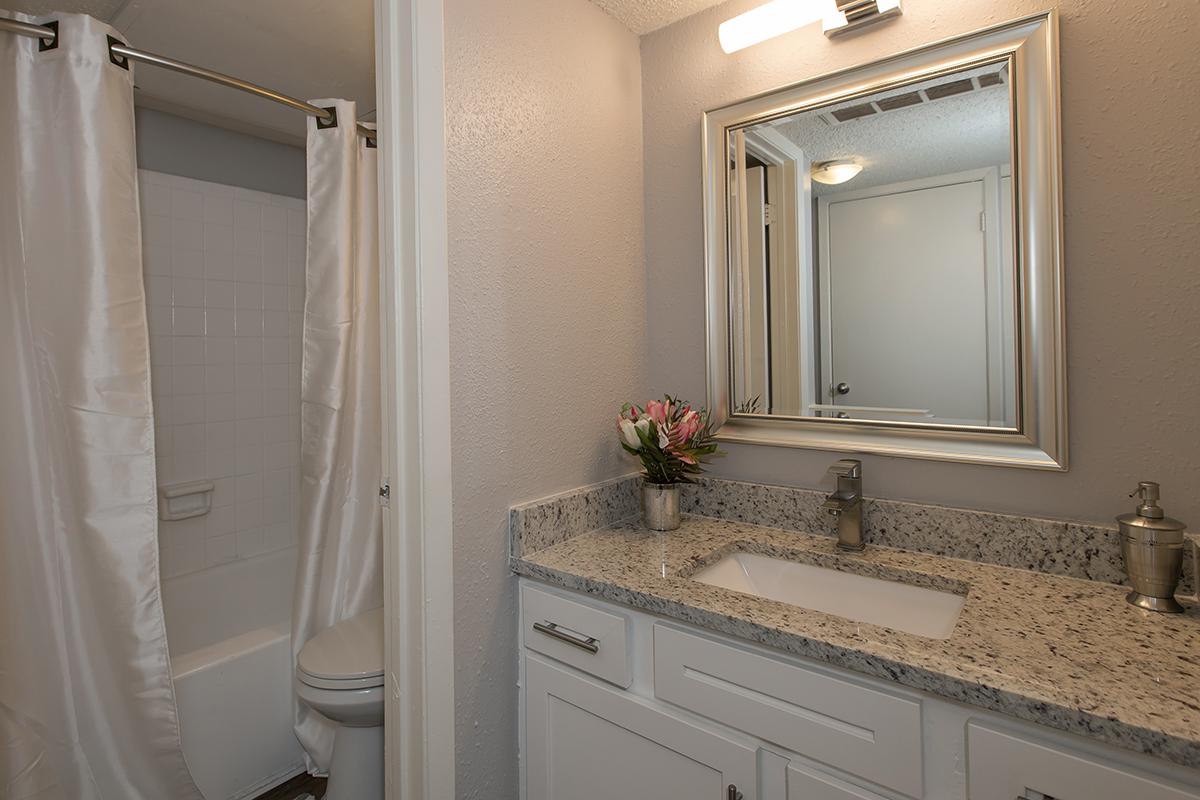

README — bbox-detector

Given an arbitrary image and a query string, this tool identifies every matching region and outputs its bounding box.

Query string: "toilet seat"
[297,607,384,691]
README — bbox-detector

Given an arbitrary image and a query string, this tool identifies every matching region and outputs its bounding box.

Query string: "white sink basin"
[690,551,965,639]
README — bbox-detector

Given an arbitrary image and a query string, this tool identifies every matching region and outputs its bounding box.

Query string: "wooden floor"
[252,772,327,800]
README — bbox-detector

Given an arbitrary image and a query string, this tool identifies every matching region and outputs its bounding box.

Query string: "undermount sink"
[690,551,966,639]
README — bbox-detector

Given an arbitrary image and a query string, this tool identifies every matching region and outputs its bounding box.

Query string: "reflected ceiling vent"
[829,102,878,122]
[818,68,1007,126]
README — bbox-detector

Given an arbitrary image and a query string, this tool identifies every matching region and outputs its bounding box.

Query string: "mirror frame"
[703,11,1066,470]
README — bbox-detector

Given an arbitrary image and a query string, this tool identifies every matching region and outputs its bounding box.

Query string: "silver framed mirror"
[703,11,1066,469]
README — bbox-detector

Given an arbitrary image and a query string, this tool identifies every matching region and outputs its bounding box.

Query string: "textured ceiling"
[760,66,1012,196]
[2,0,374,145]
[588,0,728,35]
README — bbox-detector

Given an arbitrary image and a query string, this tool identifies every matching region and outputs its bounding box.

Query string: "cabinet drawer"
[654,625,923,798]
[966,722,1200,800]
[521,584,630,687]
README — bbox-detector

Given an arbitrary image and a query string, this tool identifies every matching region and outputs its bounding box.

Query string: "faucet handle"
[828,459,862,479]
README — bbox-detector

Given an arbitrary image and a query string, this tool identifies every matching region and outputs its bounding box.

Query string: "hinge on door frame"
[763,202,777,226]
[379,480,391,507]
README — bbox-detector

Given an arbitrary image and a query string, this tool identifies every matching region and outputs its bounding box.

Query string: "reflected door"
[820,176,993,425]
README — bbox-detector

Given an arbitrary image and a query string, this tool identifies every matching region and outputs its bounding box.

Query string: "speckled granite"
[682,476,1147,586]
[512,475,1196,594]
[514,515,1200,769]
[510,475,640,559]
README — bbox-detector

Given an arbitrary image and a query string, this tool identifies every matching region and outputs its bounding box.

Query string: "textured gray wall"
[641,0,1200,526]
[134,108,306,198]
[444,0,646,796]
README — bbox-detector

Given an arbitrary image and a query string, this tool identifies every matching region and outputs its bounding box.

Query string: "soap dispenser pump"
[1118,481,1187,613]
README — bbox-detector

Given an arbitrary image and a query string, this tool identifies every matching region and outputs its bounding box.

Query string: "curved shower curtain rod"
[0,16,377,143]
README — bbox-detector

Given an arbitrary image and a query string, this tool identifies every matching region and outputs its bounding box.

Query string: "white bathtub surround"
[167,550,306,800]
[293,99,384,774]
[140,165,305,580]
[0,13,200,799]
[140,156,307,800]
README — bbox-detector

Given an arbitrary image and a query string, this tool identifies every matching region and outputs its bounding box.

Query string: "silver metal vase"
[641,482,681,531]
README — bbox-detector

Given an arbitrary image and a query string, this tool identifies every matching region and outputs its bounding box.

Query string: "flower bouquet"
[616,396,722,530]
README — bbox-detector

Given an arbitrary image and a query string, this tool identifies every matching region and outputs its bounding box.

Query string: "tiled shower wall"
[139,169,305,578]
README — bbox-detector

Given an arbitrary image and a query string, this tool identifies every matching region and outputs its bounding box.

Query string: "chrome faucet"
[822,459,864,552]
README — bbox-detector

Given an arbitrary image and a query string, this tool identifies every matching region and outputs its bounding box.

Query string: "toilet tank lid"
[298,607,384,681]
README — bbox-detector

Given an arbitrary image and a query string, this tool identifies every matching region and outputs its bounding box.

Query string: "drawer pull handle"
[532,621,599,654]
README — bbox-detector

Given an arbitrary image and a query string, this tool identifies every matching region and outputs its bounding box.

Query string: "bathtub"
[165,548,307,800]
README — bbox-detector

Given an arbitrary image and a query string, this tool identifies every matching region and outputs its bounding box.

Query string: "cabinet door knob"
[727,785,743,800]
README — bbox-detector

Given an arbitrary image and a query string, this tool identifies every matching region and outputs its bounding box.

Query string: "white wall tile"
[172,189,204,221]
[204,251,235,281]
[262,337,289,364]
[205,308,236,338]
[206,337,236,365]
[141,169,305,579]
[173,367,205,396]
[204,392,236,423]
[172,217,204,252]
[237,528,268,558]
[173,307,205,336]
[144,245,173,277]
[173,337,205,366]
[206,504,236,537]
[205,534,237,567]
[205,421,236,451]
[173,277,205,307]
[205,280,236,308]
[203,224,234,255]
[261,205,287,233]
[204,195,234,227]
[235,281,263,309]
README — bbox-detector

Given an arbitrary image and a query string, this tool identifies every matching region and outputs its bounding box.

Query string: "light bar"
[718,0,840,54]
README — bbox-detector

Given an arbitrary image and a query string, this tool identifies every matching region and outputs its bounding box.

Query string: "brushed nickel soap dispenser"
[1118,481,1187,613]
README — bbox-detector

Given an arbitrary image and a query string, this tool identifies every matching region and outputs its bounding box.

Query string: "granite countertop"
[513,514,1200,769]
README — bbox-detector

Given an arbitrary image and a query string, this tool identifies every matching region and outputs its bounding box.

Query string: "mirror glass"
[728,61,1017,428]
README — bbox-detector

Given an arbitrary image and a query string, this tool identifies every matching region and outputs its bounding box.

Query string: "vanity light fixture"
[719,0,903,53]
[718,0,840,53]
[824,0,903,37]
[811,159,863,185]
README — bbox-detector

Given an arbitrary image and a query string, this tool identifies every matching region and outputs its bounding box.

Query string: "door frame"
[816,166,1005,424]
[375,0,456,797]
[741,127,816,417]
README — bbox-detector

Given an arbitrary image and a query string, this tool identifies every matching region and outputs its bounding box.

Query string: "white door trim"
[375,0,455,797]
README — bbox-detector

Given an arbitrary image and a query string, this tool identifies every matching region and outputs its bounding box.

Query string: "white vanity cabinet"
[518,579,1200,800]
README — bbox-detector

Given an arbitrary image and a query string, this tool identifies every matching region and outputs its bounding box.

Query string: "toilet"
[295,607,385,800]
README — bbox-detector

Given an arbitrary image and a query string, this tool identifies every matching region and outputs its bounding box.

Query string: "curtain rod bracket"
[107,36,129,69]
[38,20,57,51]
[317,106,338,130]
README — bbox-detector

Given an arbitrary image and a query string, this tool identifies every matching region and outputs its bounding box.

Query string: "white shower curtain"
[0,12,201,800]
[293,99,383,771]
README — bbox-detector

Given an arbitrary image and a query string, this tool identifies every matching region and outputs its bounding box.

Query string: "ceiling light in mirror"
[718,0,839,54]
[811,160,863,185]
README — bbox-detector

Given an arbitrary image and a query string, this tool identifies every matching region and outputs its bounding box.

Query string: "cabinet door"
[525,654,758,800]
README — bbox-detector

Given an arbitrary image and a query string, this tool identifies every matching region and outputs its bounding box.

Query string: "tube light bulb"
[719,0,840,54]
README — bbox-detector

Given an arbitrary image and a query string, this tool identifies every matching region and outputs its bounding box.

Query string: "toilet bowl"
[295,607,385,800]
